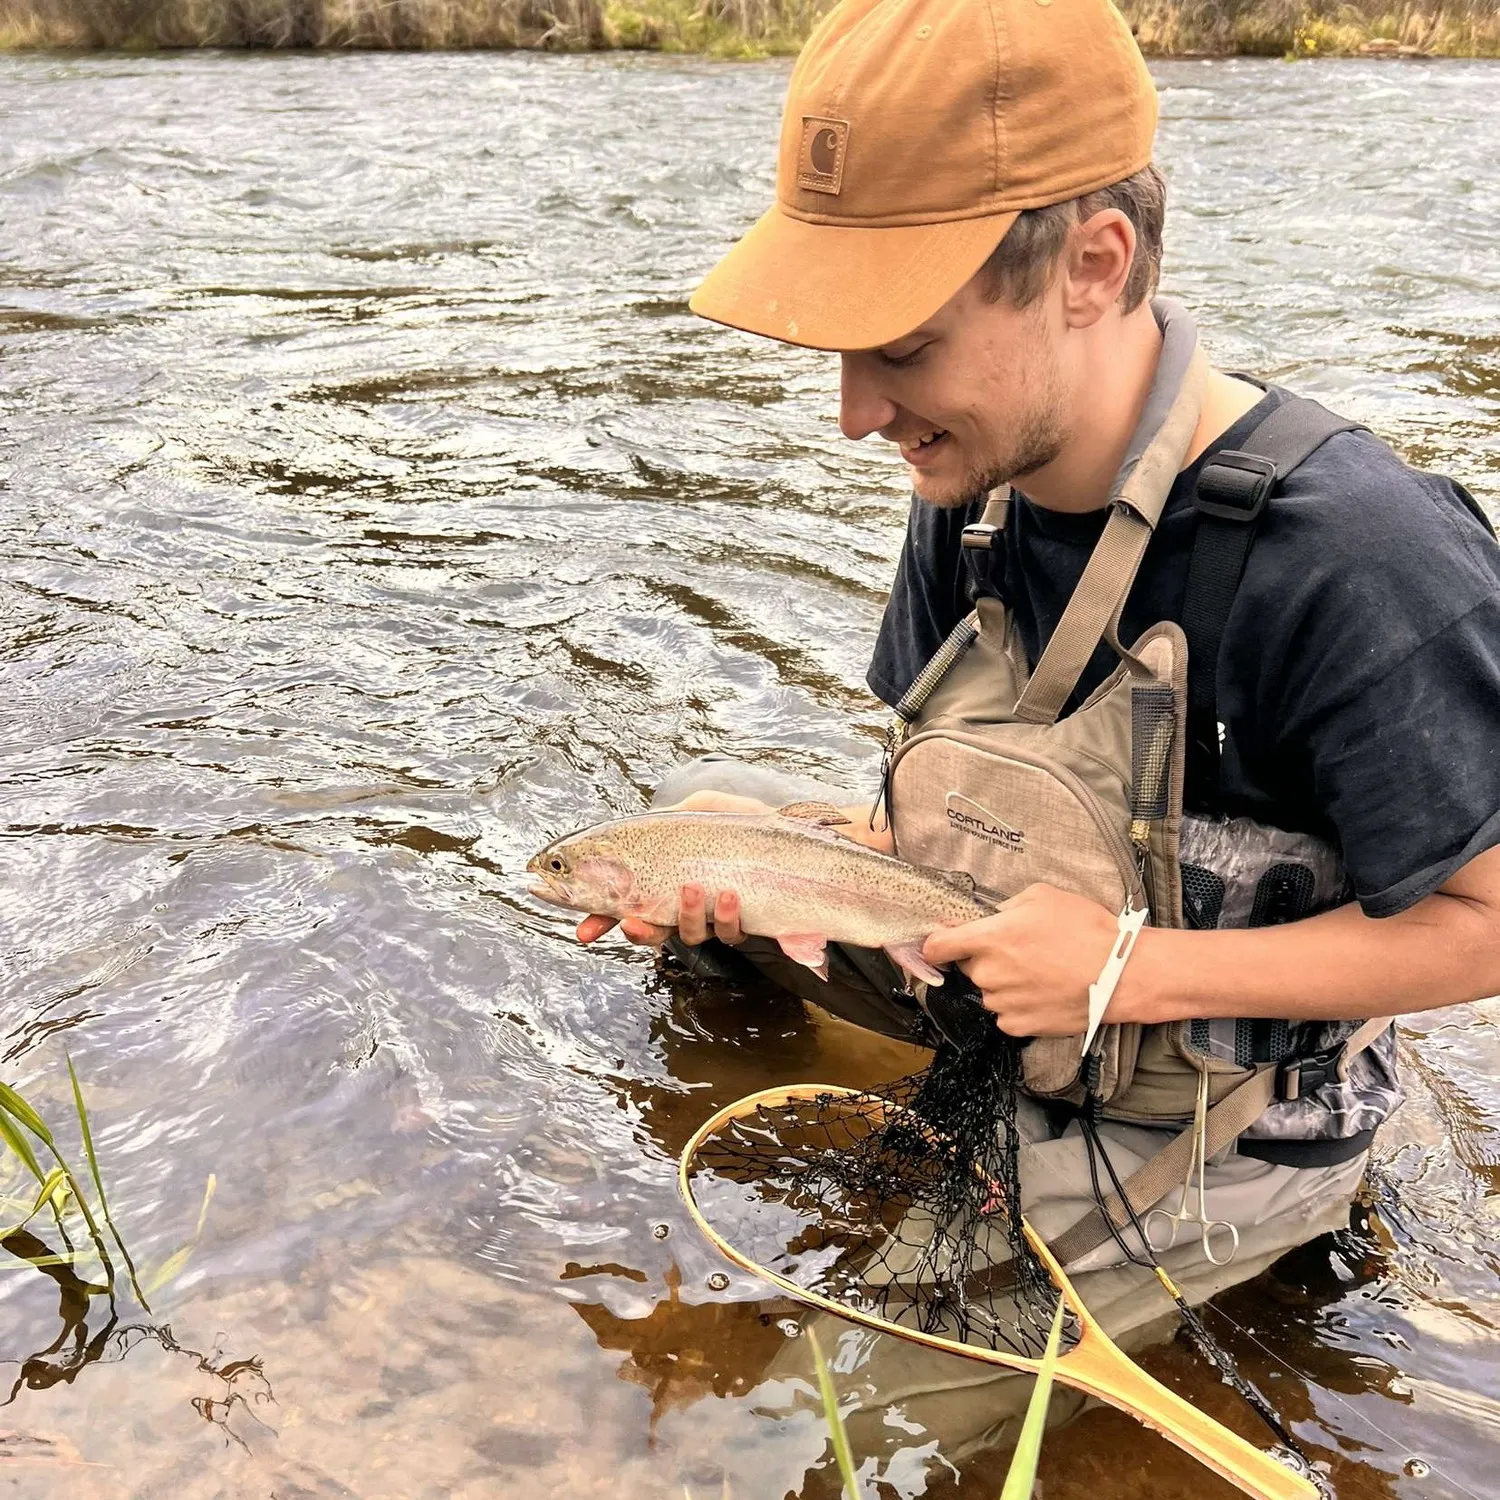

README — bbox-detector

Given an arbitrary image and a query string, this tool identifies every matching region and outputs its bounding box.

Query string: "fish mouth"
[528,882,570,907]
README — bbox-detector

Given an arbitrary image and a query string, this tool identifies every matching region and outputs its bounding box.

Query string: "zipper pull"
[869,717,906,834]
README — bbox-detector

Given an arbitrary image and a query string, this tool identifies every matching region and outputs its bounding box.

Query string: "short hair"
[978,164,1166,313]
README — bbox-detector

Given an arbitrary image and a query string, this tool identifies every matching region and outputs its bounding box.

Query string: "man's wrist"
[1109,925,1192,1026]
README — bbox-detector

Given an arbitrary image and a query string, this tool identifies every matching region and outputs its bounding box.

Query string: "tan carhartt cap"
[690,0,1158,351]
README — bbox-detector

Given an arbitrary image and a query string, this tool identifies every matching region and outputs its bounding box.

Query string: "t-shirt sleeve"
[866,495,985,707]
[1305,596,1500,915]
[1246,456,1500,916]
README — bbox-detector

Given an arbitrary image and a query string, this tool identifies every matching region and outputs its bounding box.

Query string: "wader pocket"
[890,730,1146,1102]
[890,732,1141,912]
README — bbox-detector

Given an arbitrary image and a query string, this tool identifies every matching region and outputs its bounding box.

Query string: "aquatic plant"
[0,1054,213,1308]
[806,1306,1066,1500]
[0,1062,145,1305]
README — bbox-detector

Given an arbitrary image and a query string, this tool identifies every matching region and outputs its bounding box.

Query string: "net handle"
[679,1084,1318,1500]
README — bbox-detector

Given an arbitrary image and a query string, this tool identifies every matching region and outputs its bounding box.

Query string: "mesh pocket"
[1250,863,1316,927]
[1181,863,1226,929]
[1130,684,1177,823]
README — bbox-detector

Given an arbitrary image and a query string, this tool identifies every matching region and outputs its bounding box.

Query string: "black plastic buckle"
[1275,1048,1340,1102]
[1194,450,1276,523]
[961,522,1003,552]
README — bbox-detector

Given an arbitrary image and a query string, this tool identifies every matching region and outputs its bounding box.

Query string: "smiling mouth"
[899,429,949,464]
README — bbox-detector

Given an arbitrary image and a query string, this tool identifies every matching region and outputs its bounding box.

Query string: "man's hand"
[922,883,1119,1037]
[574,791,768,949]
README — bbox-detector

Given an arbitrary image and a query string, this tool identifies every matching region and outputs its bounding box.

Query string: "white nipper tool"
[1081,901,1149,1055]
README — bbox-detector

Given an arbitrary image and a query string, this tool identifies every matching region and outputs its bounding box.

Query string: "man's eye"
[878,344,928,369]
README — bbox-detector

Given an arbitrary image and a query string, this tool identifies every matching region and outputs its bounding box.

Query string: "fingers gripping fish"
[526,802,997,987]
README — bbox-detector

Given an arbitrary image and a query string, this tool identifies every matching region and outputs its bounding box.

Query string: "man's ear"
[1059,209,1136,329]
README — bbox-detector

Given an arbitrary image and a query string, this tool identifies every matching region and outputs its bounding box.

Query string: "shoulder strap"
[1014,348,1211,725]
[1182,393,1367,811]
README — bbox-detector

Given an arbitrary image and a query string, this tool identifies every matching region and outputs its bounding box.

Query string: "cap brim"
[689,205,1019,352]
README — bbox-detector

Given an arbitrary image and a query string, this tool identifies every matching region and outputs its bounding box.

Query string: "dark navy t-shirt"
[868,391,1500,918]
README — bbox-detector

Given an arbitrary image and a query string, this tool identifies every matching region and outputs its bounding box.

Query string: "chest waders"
[884,302,1392,1263]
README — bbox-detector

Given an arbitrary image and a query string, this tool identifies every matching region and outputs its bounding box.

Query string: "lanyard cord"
[1076,1108,1326,1488]
[870,614,980,834]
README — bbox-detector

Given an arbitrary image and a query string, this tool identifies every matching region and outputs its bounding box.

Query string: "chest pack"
[884,305,1383,1132]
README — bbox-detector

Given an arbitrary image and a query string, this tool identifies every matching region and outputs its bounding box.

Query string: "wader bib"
[883,304,1391,1216]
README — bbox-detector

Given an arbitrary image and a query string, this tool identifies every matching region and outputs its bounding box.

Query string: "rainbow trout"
[526,801,995,986]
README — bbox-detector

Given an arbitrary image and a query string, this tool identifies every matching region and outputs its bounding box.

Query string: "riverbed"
[0,49,1496,1500]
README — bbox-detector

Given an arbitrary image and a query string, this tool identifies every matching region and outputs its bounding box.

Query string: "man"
[576,0,1500,1463]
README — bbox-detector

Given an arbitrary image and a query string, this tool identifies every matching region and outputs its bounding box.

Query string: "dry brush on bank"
[1,0,1495,68]
[0,0,829,50]
[1127,0,1500,55]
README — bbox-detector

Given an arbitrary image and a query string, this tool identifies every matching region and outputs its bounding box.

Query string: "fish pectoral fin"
[884,942,945,988]
[775,800,852,828]
[775,933,830,981]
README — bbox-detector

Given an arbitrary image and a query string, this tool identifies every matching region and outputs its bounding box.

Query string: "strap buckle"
[1275,1046,1342,1102]
[961,522,1003,552]
[1194,450,1276,523]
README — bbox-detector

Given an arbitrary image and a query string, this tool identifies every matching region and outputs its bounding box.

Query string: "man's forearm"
[1115,883,1500,1026]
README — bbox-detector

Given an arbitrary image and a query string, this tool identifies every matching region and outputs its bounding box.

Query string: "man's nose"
[838,354,898,441]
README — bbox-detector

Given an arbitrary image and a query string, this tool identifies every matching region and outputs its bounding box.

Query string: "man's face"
[837,272,1069,508]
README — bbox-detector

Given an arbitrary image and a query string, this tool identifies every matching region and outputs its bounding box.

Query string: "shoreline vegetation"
[1,0,1497,58]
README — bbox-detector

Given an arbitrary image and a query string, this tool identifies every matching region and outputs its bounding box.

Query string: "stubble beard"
[914,400,1069,510]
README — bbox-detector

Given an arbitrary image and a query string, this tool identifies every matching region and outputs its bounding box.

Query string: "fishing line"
[1076,1111,1321,1480]
[1195,1300,1485,1500]
[1079,1110,1483,1500]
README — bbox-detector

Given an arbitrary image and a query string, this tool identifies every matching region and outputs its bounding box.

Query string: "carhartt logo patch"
[797,117,849,196]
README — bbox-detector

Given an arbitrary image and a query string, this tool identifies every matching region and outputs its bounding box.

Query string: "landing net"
[681,989,1074,1363]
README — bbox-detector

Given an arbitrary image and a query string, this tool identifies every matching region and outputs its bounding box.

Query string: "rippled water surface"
[1,49,1497,1500]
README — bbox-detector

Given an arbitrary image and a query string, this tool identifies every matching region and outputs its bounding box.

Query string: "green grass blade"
[1,1166,70,1237]
[65,1052,143,1308]
[0,1082,55,1146]
[144,1174,216,1295]
[0,1253,108,1286]
[999,1296,1067,1500]
[65,1054,113,1220]
[807,1328,861,1499]
[0,1108,47,1185]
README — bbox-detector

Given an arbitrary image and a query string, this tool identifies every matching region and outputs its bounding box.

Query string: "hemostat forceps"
[1142,1068,1240,1267]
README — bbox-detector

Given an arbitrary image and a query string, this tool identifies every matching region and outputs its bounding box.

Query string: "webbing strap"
[980,488,1010,530]
[1183,395,1365,809]
[1015,348,1210,725]
[1047,1015,1392,1270]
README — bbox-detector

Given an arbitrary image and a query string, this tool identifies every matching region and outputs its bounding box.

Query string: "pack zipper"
[892,728,1146,911]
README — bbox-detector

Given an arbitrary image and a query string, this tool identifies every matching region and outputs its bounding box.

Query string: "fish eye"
[547,855,566,874]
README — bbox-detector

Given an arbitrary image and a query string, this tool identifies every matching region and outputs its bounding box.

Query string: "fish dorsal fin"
[775,800,851,828]
[920,864,975,895]
[917,865,999,906]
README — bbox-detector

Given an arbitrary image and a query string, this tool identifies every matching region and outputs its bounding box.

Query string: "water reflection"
[0,45,1497,1500]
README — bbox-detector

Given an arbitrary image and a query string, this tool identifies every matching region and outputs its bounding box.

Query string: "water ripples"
[0,46,1497,1500]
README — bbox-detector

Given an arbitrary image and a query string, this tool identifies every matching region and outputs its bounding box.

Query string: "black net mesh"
[684,984,1075,1361]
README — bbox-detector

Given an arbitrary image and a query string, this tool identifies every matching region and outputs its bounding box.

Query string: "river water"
[0,48,1496,1500]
